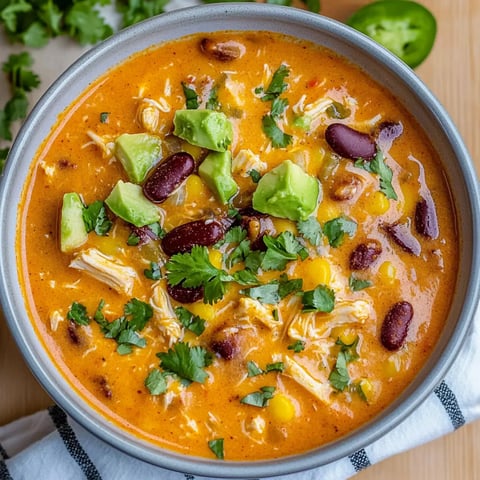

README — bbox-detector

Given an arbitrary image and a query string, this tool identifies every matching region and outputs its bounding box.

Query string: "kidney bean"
[238,207,276,251]
[349,240,382,270]
[325,123,376,160]
[377,121,404,145]
[200,38,246,62]
[67,322,81,345]
[143,152,195,203]
[415,197,439,239]
[211,338,238,360]
[161,218,226,256]
[383,222,421,256]
[381,301,414,351]
[167,283,204,304]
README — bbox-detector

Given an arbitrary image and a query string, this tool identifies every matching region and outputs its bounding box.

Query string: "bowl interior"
[1,4,479,478]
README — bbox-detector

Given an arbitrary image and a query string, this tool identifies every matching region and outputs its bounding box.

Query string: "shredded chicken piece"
[237,297,281,334]
[135,97,170,133]
[287,300,372,341]
[150,284,182,346]
[49,310,64,332]
[283,355,332,404]
[84,130,115,157]
[232,149,267,177]
[69,248,137,295]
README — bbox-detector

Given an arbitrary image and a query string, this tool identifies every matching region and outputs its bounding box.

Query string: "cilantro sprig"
[328,337,359,391]
[240,386,276,407]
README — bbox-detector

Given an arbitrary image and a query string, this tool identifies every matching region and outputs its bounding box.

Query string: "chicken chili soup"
[18,31,457,461]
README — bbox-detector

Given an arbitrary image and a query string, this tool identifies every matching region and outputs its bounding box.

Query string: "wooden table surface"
[0,0,479,478]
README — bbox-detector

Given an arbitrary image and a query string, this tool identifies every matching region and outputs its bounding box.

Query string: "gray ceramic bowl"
[1,3,479,478]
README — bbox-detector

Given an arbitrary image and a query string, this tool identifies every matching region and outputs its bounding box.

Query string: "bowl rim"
[1,3,479,478]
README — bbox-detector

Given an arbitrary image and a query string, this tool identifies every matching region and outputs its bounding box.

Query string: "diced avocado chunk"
[114,133,161,183]
[105,180,161,227]
[60,192,88,253]
[198,150,238,204]
[252,160,320,221]
[173,109,233,152]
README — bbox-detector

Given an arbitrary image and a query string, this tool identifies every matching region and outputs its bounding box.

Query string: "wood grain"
[0,0,479,478]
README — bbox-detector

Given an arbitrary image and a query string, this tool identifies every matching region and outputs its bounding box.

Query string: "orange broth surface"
[18,31,457,461]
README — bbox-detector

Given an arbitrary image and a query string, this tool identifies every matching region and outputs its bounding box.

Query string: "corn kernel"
[185,174,211,204]
[384,354,401,378]
[330,327,357,346]
[378,261,397,286]
[401,182,418,217]
[187,303,215,322]
[316,201,341,223]
[268,393,295,422]
[358,378,375,402]
[271,218,298,236]
[209,249,223,270]
[365,191,390,215]
[297,257,331,290]
[181,141,203,159]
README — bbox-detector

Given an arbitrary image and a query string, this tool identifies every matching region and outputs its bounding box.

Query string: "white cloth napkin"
[1,298,479,480]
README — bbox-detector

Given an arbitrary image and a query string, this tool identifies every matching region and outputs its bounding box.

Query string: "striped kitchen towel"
[1,300,479,480]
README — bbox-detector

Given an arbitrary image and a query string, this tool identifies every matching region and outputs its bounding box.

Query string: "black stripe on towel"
[0,460,13,480]
[349,448,371,472]
[434,380,465,430]
[0,443,8,460]
[48,405,102,480]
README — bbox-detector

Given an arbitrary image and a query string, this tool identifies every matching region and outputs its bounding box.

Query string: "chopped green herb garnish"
[166,245,233,304]
[67,301,89,326]
[99,111,109,123]
[247,169,262,183]
[82,200,112,236]
[126,232,140,246]
[297,216,322,246]
[206,84,220,110]
[175,306,206,336]
[323,216,357,247]
[181,81,199,109]
[247,360,284,377]
[144,261,162,281]
[265,361,284,373]
[208,438,224,460]
[302,285,335,313]
[355,150,398,200]
[240,386,276,407]
[241,283,281,304]
[257,64,289,101]
[247,360,264,377]
[261,232,308,271]
[157,341,213,384]
[288,340,306,353]
[328,350,350,391]
[270,97,289,118]
[232,269,259,286]
[349,275,372,292]
[261,113,292,149]
[277,273,303,299]
[124,298,153,331]
[226,238,251,268]
[144,369,168,395]
[147,222,166,239]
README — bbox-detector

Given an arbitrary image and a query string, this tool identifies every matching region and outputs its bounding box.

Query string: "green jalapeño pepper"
[347,0,437,68]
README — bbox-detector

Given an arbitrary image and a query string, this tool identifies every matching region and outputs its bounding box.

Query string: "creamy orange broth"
[18,32,457,460]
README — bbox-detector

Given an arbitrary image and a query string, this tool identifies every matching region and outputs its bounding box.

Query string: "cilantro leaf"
[270,97,288,119]
[323,216,357,247]
[265,361,284,373]
[67,302,89,326]
[328,350,350,391]
[181,82,199,109]
[116,0,169,27]
[261,232,307,271]
[297,217,322,246]
[64,2,113,45]
[302,285,335,313]
[277,274,303,299]
[355,150,397,200]
[166,246,232,304]
[206,84,220,110]
[262,113,292,149]
[258,64,289,101]
[326,101,351,119]
[144,369,168,395]
[247,169,261,183]
[144,262,162,281]
[124,298,153,331]
[175,306,206,336]
[288,340,305,353]
[208,438,224,460]
[231,269,259,286]
[240,386,275,407]
[157,342,213,384]
[247,360,284,377]
[247,360,263,377]
[226,238,251,268]
[82,200,112,235]
[241,283,280,304]
[349,275,372,292]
